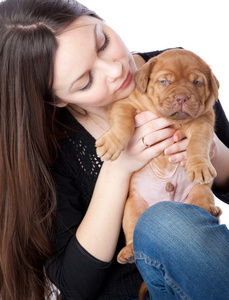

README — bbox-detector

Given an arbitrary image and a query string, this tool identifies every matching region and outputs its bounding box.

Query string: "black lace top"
[45,50,229,300]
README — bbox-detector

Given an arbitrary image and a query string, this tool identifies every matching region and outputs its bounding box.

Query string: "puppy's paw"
[186,160,217,184]
[95,130,126,161]
[196,202,222,219]
[210,205,222,218]
[117,243,134,264]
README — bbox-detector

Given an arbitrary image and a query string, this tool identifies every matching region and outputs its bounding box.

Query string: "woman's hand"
[114,111,175,173]
[165,131,217,168]
[164,130,188,167]
[115,111,192,172]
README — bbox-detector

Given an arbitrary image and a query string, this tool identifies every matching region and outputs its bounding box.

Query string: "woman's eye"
[98,33,110,52]
[79,72,93,91]
[78,33,110,92]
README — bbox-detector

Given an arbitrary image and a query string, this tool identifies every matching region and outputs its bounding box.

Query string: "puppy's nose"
[175,93,190,103]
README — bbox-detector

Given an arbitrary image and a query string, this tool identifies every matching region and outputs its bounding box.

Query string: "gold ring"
[142,136,149,148]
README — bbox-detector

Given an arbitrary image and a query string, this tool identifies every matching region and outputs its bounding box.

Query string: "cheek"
[56,87,110,107]
[192,85,208,106]
[86,85,111,105]
[109,33,129,59]
[93,88,109,103]
[148,84,166,104]
[202,85,211,101]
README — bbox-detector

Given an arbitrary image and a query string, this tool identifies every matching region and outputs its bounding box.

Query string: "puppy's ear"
[210,71,220,101]
[134,57,156,94]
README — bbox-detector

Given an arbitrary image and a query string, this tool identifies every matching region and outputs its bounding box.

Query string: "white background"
[83,0,229,226]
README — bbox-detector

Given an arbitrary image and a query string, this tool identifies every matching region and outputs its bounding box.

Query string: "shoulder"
[214,101,229,147]
[136,47,183,63]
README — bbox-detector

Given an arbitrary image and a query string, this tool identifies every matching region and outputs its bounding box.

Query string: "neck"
[68,103,109,120]
[67,104,110,137]
[87,108,109,122]
[87,110,110,132]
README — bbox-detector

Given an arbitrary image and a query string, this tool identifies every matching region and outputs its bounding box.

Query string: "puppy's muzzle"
[174,93,190,104]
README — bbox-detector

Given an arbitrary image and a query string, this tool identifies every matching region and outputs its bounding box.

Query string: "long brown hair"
[0,0,99,299]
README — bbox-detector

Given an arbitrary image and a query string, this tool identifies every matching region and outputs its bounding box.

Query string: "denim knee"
[133,201,222,254]
[133,201,229,300]
[134,201,199,253]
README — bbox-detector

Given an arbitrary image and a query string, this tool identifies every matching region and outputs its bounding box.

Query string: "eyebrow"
[68,24,98,92]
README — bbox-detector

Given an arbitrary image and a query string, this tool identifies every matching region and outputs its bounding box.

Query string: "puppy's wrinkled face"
[135,50,219,120]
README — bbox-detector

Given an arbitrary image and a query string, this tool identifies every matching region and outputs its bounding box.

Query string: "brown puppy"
[96,49,222,266]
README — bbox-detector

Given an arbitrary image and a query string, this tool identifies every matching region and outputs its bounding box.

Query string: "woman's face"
[53,15,137,110]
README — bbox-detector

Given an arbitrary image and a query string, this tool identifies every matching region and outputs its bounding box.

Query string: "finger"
[168,151,187,163]
[132,117,174,144]
[134,111,158,128]
[164,138,189,155]
[209,149,215,160]
[142,137,175,160]
[180,160,186,167]
[173,129,186,142]
[134,111,172,129]
[127,127,175,155]
[141,128,175,150]
[209,139,216,159]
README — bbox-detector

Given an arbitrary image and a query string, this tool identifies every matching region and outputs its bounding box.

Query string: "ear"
[134,57,156,94]
[54,100,67,108]
[210,71,220,101]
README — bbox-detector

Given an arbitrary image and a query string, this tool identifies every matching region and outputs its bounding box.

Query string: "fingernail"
[180,161,186,167]
[169,156,177,163]
[164,148,171,155]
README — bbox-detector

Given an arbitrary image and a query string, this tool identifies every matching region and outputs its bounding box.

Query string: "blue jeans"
[133,201,229,300]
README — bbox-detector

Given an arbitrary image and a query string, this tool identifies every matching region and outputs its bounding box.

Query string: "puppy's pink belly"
[130,162,196,206]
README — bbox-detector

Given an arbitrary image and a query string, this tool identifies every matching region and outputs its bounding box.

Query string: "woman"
[0,0,229,299]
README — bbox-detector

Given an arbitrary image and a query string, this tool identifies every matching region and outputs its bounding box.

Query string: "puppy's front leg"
[185,117,216,184]
[96,101,136,161]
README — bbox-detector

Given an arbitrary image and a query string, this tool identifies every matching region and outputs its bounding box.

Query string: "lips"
[118,70,132,90]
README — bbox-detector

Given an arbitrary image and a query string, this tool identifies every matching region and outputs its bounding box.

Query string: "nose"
[100,60,123,82]
[175,93,190,104]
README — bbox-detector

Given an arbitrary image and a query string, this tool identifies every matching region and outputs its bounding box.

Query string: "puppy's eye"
[194,80,202,86]
[160,80,170,86]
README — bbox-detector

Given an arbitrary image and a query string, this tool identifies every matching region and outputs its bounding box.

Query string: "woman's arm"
[46,165,112,299]
[76,111,176,262]
[211,134,229,190]
[211,100,229,203]
[47,111,177,299]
